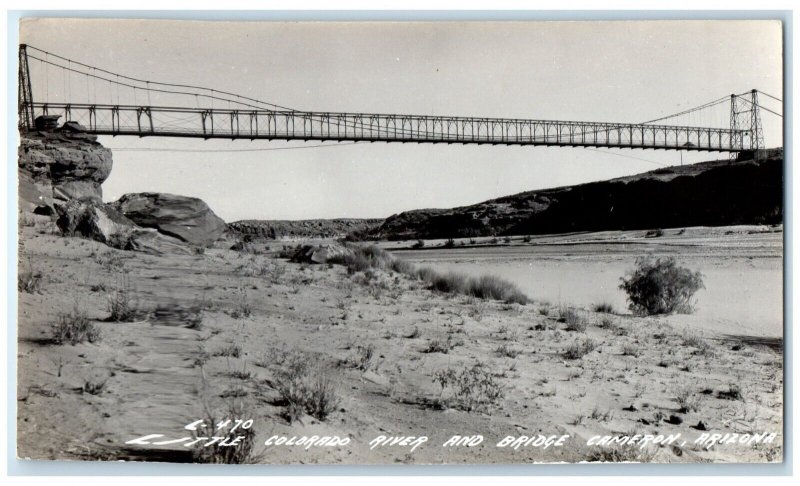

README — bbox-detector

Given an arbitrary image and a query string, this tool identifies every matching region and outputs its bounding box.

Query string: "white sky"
[19,19,784,222]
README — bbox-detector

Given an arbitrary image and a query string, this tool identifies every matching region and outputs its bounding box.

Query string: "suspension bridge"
[17,44,781,154]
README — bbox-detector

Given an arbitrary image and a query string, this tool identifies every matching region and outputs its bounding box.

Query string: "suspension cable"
[758,90,783,103]
[641,96,730,125]
[736,97,783,118]
[26,44,294,112]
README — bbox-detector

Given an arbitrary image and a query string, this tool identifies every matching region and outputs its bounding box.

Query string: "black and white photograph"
[13,16,785,465]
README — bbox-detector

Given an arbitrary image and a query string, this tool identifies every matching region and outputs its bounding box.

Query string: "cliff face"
[229,218,383,240]
[371,150,784,240]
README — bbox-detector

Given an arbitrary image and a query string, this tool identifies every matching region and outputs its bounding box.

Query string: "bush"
[329,244,529,304]
[563,337,597,360]
[433,363,504,412]
[107,273,145,322]
[592,302,615,314]
[420,271,529,305]
[271,350,340,422]
[619,257,704,316]
[192,398,258,464]
[51,308,100,345]
[412,239,425,249]
[561,308,587,332]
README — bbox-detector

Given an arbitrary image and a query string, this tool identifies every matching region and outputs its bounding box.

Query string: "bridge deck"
[28,102,747,152]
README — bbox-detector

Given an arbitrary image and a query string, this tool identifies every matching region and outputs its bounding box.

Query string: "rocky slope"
[371,150,784,240]
[229,218,383,240]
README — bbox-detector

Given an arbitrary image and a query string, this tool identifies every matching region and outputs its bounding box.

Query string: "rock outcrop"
[54,199,193,255]
[18,126,225,255]
[111,192,227,247]
[18,131,112,206]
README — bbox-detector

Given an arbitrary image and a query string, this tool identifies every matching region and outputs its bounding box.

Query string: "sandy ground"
[16,224,784,464]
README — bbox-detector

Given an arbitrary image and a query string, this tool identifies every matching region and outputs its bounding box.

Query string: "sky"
[19,19,784,222]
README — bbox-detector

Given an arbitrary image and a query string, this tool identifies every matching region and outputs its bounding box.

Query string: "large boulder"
[111,192,227,247]
[18,132,112,203]
[290,243,354,264]
[55,200,192,255]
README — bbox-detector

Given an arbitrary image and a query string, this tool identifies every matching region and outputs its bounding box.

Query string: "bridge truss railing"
[29,102,748,152]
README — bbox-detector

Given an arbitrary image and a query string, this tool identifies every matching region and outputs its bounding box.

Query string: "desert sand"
[16,221,783,464]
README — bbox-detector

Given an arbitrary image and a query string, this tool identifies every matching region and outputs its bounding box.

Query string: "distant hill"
[369,149,784,240]
[229,218,383,240]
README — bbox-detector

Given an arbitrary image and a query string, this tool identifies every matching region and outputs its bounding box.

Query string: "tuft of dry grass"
[214,344,242,358]
[495,343,522,358]
[433,363,504,412]
[621,342,641,357]
[592,301,615,313]
[561,308,587,332]
[18,257,42,293]
[191,398,259,464]
[329,244,529,304]
[422,335,463,354]
[51,307,100,345]
[107,272,145,322]
[675,384,703,412]
[268,349,340,422]
[422,271,530,305]
[563,337,597,360]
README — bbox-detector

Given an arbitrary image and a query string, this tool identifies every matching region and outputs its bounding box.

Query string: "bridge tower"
[18,44,34,131]
[730,89,765,158]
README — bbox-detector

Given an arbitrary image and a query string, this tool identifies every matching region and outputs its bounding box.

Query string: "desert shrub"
[619,257,704,316]
[592,302,615,314]
[51,308,100,345]
[597,317,615,329]
[82,378,107,395]
[18,268,42,293]
[214,344,242,358]
[330,244,528,304]
[192,398,258,464]
[277,245,301,259]
[107,273,144,322]
[717,383,743,401]
[229,286,252,319]
[422,334,463,354]
[351,344,375,371]
[586,444,655,463]
[495,343,521,358]
[621,342,640,357]
[465,275,528,304]
[563,337,597,360]
[270,350,340,422]
[18,257,42,293]
[433,363,504,412]
[561,308,587,332]
[443,238,455,248]
[675,385,703,412]
[420,271,529,305]
[412,239,425,249]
